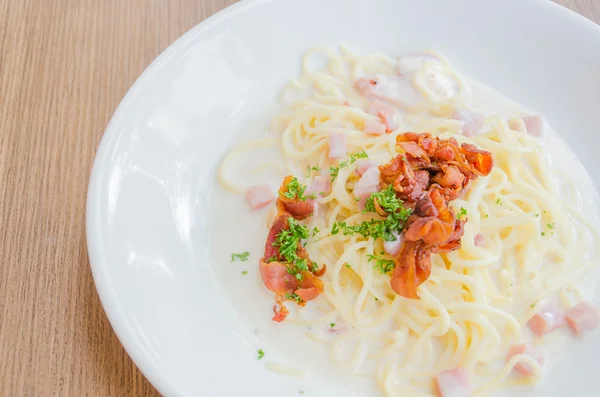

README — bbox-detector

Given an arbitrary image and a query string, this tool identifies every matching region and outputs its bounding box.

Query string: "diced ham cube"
[383,233,404,256]
[354,167,380,210]
[355,159,377,176]
[434,367,472,397]
[565,301,600,336]
[306,175,331,199]
[523,115,544,137]
[474,234,484,247]
[363,119,386,135]
[368,100,397,132]
[453,109,484,137]
[506,344,544,376]
[245,185,275,209]
[527,304,565,337]
[328,133,347,159]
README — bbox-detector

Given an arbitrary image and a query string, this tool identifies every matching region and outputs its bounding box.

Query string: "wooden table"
[0,0,598,395]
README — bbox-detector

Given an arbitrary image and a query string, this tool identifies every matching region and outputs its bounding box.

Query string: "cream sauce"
[207,64,600,396]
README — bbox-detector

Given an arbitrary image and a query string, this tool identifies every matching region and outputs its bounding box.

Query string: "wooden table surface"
[0,0,598,396]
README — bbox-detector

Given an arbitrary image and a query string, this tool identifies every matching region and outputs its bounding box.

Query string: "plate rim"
[85,0,600,396]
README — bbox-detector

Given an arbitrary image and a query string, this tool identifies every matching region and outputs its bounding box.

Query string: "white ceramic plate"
[87,0,600,395]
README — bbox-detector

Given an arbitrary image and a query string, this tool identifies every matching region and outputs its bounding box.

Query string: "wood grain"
[0,1,597,396]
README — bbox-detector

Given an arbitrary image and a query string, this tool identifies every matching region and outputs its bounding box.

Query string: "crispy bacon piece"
[390,241,432,298]
[259,176,327,322]
[381,132,493,299]
[405,188,455,246]
[278,175,314,219]
[379,156,430,203]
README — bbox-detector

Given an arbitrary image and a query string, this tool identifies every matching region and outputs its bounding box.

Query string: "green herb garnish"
[306,165,321,178]
[273,218,310,280]
[257,349,265,360]
[285,292,302,302]
[495,198,502,205]
[367,253,395,274]
[547,222,555,229]
[457,207,468,220]
[329,322,335,328]
[281,177,307,201]
[231,252,250,262]
[241,270,248,275]
[329,150,369,181]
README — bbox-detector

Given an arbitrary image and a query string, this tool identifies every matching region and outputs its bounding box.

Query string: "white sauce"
[207,66,600,396]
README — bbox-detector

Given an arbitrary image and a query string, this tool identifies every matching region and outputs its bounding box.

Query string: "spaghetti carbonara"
[215,47,600,397]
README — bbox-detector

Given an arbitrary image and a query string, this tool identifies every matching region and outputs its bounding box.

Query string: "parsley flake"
[345,264,352,269]
[367,253,395,274]
[312,226,320,237]
[281,177,308,201]
[231,252,250,262]
[273,218,310,280]
[257,349,265,360]
[329,322,335,328]
[306,165,321,178]
[329,151,369,181]
[495,198,502,205]
[534,213,539,217]
[285,292,302,302]
[547,222,555,229]
[241,270,248,275]
[457,207,468,220]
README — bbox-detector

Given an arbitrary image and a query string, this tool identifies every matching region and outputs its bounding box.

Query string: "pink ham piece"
[245,185,275,210]
[306,175,331,198]
[368,100,397,132]
[453,109,484,137]
[506,344,544,376]
[354,167,381,210]
[363,118,386,135]
[474,234,484,247]
[355,75,423,113]
[383,233,404,256]
[523,115,544,137]
[565,301,600,336]
[328,133,347,159]
[355,158,377,176]
[434,367,472,397]
[527,303,565,337]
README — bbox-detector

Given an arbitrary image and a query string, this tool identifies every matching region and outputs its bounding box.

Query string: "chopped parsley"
[345,264,352,269]
[457,207,468,220]
[541,232,546,236]
[241,270,248,275]
[306,165,321,178]
[547,222,555,229]
[231,252,250,262]
[332,186,411,243]
[285,292,302,302]
[367,253,395,274]
[374,297,379,301]
[257,349,265,360]
[312,226,320,237]
[485,213,489,218]
[281,177,307,201]
[530,303,536,308]
[363,184,405,215]
[534,213,540,217]
[329,150,369,181]
[495,198,502,205]
[273,217,310,280]
[329,322,335,328]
